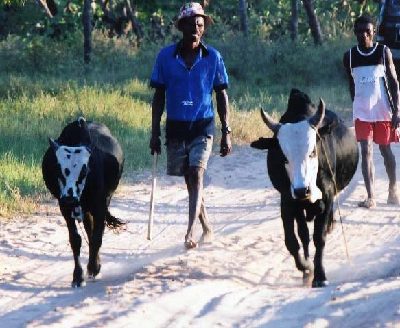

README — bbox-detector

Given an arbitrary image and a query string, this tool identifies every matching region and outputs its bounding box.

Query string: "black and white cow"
[42,117,125,287]
[251,89,359,287]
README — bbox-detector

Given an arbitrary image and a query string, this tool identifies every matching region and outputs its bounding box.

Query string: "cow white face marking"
[277,121,322,202]
[54,145,91,203]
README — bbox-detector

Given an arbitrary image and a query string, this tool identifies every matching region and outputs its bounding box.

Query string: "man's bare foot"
[184,239,197,249]
[358,198,376,209]
[200,230,214,244]
[387,190,400,205]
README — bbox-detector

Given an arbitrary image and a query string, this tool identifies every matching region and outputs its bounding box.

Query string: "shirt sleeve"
[150,52,166,89]
[213,53,229,91]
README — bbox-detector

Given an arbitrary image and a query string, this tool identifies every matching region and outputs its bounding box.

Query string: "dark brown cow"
[251,89,359,287]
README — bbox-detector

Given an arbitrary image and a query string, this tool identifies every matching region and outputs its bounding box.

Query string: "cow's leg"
[61,207,84,287]
[295,210,310,260]
[281,198,312,273]
[83,211,93,239]
[184,167,204,249]
[305,199,325,221]
[199,198,213,243]
[312,199,332,287]
[295,209,314,284]
[87,206,106,279]
[82,210,94,276]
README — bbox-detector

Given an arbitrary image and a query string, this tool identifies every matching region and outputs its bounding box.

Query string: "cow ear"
[309,99,325,129]
[49,138,59,151]
[250,137,279,150]
[260,108,281,134]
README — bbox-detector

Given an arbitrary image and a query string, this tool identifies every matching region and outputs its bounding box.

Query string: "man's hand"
[220,133,232,157]
[150,135,161,155]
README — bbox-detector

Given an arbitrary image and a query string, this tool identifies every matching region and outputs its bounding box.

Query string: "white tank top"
[350,44,391,122]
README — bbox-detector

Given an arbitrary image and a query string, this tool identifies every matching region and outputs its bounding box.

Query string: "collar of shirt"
[173,40,209,59]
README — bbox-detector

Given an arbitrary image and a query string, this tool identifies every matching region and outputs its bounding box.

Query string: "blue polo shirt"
[150,41,229,141]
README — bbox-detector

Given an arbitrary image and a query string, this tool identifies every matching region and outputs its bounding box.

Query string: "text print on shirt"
[360,76,379,83]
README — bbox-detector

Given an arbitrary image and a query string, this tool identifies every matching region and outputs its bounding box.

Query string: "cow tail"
[327,215,336,234]
[105,210,126,232]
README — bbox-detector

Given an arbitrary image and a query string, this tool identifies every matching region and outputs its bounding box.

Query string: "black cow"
[42,117,125,287]
[251,89,359,287]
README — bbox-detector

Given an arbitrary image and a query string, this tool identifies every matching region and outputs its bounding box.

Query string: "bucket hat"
[175,2,213,30]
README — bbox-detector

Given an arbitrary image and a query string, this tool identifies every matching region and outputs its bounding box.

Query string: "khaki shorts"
[166,135,213,176]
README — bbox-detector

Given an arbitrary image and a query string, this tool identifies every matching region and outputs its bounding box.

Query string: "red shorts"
[354,119,399,145]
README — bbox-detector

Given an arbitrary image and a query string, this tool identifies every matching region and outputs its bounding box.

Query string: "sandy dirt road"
[1,145,400,327]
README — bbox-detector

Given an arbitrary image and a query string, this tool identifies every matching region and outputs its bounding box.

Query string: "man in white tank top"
[343,14,400,208]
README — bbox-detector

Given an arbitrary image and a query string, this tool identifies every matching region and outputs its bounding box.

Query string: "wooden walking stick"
[147,153,158,240]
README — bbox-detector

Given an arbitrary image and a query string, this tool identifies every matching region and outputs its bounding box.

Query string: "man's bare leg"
[359,140,376,208]
[199,199,213,243]
[184,167,204,249]
[379,144,399,204]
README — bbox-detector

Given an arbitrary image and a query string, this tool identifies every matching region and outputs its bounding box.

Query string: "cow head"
[50,139,91,206]
[49,117,92,208]
[261,99,326,203]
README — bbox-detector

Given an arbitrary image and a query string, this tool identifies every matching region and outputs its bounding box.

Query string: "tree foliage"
[0,0,380,45]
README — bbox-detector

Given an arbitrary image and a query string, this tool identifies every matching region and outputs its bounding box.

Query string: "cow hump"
[57,119,91,146]
[279,88,316,124]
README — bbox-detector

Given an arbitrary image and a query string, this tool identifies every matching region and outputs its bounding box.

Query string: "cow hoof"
[87,272,102,282]
[71,280,86,288]
[312,280,329,288]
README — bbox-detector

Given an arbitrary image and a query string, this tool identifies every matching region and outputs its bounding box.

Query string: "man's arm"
[215,89,232,157]
[343,51,355,102]
[150,87,165,155]
[384,46,400,127]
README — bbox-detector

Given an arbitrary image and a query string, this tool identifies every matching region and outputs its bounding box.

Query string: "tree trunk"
[238,0,248,35]
[302,0,323,45]
[125,0,144,44]
[83,0,92,64]
[290,0,299,41]
[99,0,114,22]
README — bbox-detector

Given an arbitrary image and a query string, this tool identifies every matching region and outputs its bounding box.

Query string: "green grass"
[0,152,42,215]
[0,81,154,214]
[0,31,356,216]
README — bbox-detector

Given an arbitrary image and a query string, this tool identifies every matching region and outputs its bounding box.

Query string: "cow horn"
[260,108,280,134]
[309,98,325,129]
[49,138,59,151]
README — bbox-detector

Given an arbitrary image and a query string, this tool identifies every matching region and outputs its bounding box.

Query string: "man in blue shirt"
[149,2,232,249]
